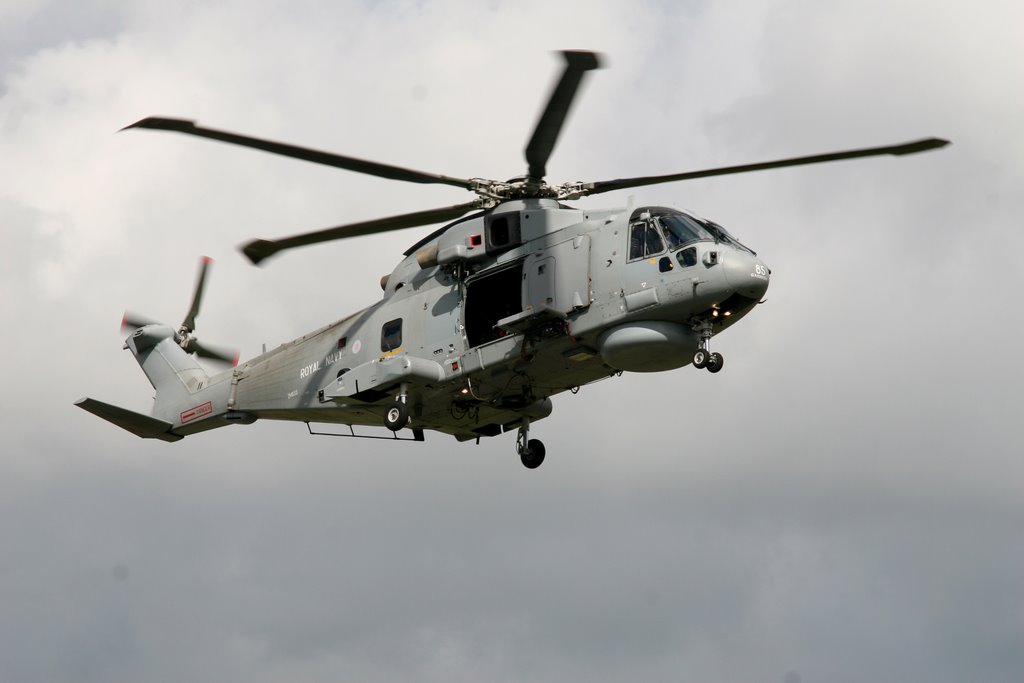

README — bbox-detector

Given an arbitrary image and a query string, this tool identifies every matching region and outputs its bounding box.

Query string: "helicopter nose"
[722,250,770,301]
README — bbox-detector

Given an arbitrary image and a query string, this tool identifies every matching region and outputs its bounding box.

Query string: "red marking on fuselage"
[181,401,213,424]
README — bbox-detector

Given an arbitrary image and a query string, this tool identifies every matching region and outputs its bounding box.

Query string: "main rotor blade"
[580,137,951,196]
[524,50,603,182]
[122,117,476,190]
[181,256,212,334]
[241,200,484,265]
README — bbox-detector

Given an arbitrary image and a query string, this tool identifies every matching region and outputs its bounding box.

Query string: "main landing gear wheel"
[706,352,724,373]
[384,400,409,431]
[516,416,545,469]
[693,348,710,369]
[519,439,546,469]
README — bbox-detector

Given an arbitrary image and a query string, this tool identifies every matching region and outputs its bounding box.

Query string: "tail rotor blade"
[122,256,238,366]
[121,311,159,332]
[187,338,240,366]
[181,256,212,333]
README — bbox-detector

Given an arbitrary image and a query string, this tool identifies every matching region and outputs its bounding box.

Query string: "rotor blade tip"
[241,239,277,266]
[120,116,197,133]
[119,119,149,132]
[561,50,603,70]
[201,255,214,265]
[894,137,952,155]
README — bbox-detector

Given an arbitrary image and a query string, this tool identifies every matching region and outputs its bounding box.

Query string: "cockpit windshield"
[700,219,755,254]
[656,213,713,249]
[630,206,756,256]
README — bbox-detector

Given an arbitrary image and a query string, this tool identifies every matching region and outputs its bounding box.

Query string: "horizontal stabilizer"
[75,397,183,442]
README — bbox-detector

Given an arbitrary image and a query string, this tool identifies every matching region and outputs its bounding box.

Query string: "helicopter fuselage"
[79,50,944,467]
[157,199,769,444]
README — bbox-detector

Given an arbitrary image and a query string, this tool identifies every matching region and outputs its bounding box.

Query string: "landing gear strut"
[516,417,546,469]
[692,319,724,373]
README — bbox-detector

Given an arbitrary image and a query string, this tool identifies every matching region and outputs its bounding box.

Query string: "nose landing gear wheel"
[693,348,710,369]
[706,352,724,373]
[519,439,546,469]
[384,400,409,431]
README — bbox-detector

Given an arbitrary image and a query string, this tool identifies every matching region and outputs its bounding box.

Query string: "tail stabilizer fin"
[125,325,211,421]
[75,397,183,442]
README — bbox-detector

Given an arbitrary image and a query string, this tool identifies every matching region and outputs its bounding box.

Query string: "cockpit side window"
[628,221,666,261]
[628,223,645,260]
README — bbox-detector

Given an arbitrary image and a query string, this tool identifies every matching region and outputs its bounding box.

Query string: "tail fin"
[124,324,211,423]
[80,256,235,441]
[77,325,224,441]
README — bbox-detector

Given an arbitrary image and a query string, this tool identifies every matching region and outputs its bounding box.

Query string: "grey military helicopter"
[76,51,948,468]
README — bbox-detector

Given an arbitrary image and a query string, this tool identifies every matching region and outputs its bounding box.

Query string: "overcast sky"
[2,1,1023,681]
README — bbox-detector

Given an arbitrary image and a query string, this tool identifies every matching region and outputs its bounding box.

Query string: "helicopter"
[76,51,948,468]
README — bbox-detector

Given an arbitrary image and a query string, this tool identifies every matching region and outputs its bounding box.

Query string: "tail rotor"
[122,256,239,366]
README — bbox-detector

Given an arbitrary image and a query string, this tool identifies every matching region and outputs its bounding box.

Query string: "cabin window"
[381,318,403,352]
[628,221,665,261]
